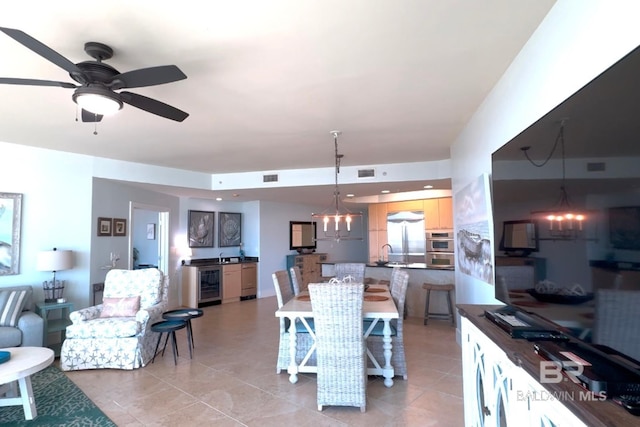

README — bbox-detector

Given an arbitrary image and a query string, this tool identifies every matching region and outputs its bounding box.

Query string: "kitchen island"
[321,262,454,319]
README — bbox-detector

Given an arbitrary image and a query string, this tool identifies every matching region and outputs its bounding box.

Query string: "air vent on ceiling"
[263,174,279,183]
[358,168,375,178]
[587,162,606,172]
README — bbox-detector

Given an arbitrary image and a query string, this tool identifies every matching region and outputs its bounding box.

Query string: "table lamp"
[37,248,74,302]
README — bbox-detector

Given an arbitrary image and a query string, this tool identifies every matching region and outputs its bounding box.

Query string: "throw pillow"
[99,296,141,318]
[0,290,29,327]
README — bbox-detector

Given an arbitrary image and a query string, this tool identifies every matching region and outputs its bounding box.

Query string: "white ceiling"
[0,1,555,205]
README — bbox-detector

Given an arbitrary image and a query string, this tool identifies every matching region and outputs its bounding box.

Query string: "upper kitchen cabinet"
[386,200,423,213]
[424,197,453,230]
[368,203,387,231]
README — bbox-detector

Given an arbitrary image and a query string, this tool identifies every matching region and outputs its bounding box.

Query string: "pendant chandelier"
[312,130,363,241]
[523,119,586,237]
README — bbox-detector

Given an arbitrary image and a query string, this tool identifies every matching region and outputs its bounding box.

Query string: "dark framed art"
[188,210,215,248]
[147,223,156,240]
[0,192,23,276]
[219,212,242,247]
[97,217,112,236]
[113,218,127,237]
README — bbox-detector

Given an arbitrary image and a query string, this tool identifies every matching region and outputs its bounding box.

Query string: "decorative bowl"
[526,288,594,305]
[375,260,388,266]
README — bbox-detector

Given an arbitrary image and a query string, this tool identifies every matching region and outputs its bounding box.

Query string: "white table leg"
[382,319,394,388]
[18,376,36,420]
[287,316,299,384]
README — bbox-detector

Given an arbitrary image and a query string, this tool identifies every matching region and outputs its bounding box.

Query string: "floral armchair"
[60,268,168,370]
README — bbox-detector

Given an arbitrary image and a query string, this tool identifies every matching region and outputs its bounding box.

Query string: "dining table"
[275,284,400,387]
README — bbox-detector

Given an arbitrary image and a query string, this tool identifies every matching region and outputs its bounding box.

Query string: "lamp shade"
[37,249,74,272]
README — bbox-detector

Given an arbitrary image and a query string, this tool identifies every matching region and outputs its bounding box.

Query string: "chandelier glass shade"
[524,120,586,237]
[311,131,363,241]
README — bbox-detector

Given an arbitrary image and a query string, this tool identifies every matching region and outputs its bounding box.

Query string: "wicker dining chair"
[334,263,366,283]
[272,270,315,373]
[592,288,640,362]
[289,265,304,295]
[365,269,410,379]
[309,281,366,412]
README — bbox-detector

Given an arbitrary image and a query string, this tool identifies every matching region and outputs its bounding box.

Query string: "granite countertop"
[185,257,259,266]
[321,261,453,270]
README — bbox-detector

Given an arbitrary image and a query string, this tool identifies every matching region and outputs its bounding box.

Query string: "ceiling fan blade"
[0,77,77,88]
[0,27,85,78]
[110,65,187,90]
[120,91,188,122]
[81,109,103,122]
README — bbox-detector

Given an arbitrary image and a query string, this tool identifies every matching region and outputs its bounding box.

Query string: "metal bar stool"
[422,282,455,326]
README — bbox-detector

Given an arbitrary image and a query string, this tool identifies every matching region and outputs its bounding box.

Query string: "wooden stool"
[423,282,455,326]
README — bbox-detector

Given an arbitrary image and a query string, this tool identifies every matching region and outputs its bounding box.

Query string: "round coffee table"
[162,308,204,357]
[0,347,54,420]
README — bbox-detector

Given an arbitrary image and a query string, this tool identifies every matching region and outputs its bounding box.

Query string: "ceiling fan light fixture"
[72,85,122,115]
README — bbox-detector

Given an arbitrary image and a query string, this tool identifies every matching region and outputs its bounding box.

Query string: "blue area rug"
[0,365,116,426]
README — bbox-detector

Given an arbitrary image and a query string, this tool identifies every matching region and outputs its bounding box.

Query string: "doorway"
[129,202,169,275]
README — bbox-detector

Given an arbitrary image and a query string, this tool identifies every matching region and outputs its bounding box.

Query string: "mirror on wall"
[289,221,317,252]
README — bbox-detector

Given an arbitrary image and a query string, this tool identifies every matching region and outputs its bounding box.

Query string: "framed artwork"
[147,223,156,240]
[455,173,494,285]
[188,210,214,248]
[97,217,112,236]
[113,218,127,237]
[0,192,23,276]
[219,212,242,247]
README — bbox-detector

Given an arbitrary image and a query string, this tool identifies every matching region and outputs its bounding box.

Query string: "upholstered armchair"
[60,268,168,371]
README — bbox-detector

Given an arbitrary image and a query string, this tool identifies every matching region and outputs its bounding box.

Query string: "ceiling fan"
[0,27,189,122]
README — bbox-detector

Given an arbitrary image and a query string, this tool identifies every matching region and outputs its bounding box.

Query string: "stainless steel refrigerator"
[386,211,426,264]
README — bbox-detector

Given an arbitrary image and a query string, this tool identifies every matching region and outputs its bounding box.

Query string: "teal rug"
[0,365,116,426]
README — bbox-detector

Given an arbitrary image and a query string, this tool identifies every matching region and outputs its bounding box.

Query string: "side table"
[35,301,74,357]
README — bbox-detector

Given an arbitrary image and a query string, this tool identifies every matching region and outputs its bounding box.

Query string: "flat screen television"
[491,44,640,364]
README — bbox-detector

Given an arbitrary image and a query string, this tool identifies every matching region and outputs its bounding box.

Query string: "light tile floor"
[63,296,463,426]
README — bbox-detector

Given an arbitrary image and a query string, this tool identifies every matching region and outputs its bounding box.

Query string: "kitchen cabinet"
[222,264,242,303]
[241,263,257,298]
[368,203,387,231]
[286,253,327,287]
[424,197,453,230]
[386,200,423,213]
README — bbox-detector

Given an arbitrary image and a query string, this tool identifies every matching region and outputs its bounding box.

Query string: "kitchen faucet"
[381,244,393,260]
[219,252,225,264]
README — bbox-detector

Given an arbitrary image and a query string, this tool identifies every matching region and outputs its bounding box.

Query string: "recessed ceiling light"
[346,193,355,198]
[216,197,222,201]
[381,190,390,194]
[424,185,433,189]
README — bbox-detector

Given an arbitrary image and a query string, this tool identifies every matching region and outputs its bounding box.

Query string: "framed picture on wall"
[97,217,112,236]
[113,218,127,237]
[188,210,215,248]
[147,223,156,240]
[0,192,23,276]
[219,212,242,247]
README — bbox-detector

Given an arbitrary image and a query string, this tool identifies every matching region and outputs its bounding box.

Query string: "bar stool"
[422,282,455,326]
